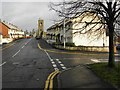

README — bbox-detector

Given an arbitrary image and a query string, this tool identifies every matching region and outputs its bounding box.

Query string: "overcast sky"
[1,1,61,32]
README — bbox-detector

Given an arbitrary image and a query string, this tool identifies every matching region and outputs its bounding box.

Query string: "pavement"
[57,65,117,89]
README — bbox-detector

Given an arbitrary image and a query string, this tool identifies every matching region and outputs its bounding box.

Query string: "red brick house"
[0,21,12,44]
[0,22,10,38]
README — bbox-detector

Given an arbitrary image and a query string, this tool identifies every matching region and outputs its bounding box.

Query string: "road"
[1,38,120,89]
[2,38,53,88]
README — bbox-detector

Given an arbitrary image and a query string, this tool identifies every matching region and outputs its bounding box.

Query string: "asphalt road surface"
[2,38,53,88]
[1,38,120,89]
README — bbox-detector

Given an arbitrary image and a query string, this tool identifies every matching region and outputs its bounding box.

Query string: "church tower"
[38,18,44,32]
[37,18,44,38]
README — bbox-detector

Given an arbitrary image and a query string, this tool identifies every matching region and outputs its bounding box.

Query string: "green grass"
[89,62,120,88]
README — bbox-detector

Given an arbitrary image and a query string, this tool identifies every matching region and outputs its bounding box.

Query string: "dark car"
[35,36,41,40]
[116,44,120,50]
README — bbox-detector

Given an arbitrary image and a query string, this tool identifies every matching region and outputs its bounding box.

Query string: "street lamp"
[63,0,66,48]
[63,18,66,48]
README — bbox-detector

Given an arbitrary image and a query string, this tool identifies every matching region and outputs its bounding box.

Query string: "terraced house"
[47,11,109,47]
[0,21,25,44]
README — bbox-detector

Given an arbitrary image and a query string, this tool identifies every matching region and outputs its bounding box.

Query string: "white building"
[5,22,25,39]
[47,11,109,47]
[0,32,2,45]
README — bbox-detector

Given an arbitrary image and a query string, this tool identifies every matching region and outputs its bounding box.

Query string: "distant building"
[47,11,109,47]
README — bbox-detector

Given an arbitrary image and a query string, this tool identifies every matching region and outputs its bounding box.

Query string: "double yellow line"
[44,70,60,90]
[38,43,60,89]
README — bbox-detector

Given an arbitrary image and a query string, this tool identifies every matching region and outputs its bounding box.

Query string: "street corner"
[55,64,116,89]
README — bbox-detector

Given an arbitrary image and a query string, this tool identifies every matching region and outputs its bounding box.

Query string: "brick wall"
[0,22,9,38]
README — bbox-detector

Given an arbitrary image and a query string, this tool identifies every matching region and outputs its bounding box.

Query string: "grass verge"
[89,62,120,88]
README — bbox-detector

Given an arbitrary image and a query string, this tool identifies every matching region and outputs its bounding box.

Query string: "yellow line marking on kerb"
[38,43,83,55]
[38,43,44,51]
[38,43,60,89]
[44,70,60,90]
[38,43,98,55]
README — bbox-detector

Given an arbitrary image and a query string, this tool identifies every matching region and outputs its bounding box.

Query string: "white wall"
[0,35,2,45]
[72,32,109,46]
[71,12,109,47]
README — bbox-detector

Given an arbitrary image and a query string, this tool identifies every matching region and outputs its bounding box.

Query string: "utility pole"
[63,0,66,48]
[63,18,66,48]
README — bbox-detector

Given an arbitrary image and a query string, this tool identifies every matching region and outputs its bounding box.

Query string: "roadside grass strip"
[89,63,120,89]
[44,70,60,90]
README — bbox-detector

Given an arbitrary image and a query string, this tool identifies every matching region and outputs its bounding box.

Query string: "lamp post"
[63,18,66,48]
[63,0,66,48]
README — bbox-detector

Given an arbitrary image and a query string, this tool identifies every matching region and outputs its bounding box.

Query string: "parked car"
[116,44,120,50]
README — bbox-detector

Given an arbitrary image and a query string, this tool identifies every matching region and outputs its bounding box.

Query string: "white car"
[2,38,13,44]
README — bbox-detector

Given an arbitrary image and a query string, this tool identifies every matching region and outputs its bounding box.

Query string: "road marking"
[56,59,59,61]
[50,59,53,62]
[55,58,67,70]
[12,50,20,57]
[58,61,62,64]
[49,71,59,89]
[45,49,96,55]
[21,45,25,49]
[45,50,52,60]
[0,62,6,66]
[2,38,32,51]
[53,64,57,68]
[51,61,55,64]
[38,43,59,71]
[60,64,64,67]
[38,43,68,71]
[44,71,56,90]
[62,67,67,70]
[44,70,59,90]
[25,39,31,45]
[38,43,42,50]
[54,68,59,71]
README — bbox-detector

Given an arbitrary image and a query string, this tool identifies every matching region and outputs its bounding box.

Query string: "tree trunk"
[108,22,115,67]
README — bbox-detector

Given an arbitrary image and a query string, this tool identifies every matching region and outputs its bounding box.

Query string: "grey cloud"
[2,2,59,32]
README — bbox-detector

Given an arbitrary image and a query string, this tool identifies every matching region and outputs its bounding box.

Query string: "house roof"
[2,21,23,31]
[0,22,11,29]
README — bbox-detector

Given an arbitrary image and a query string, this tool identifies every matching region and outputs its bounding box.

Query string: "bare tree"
[50,0,120,67]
